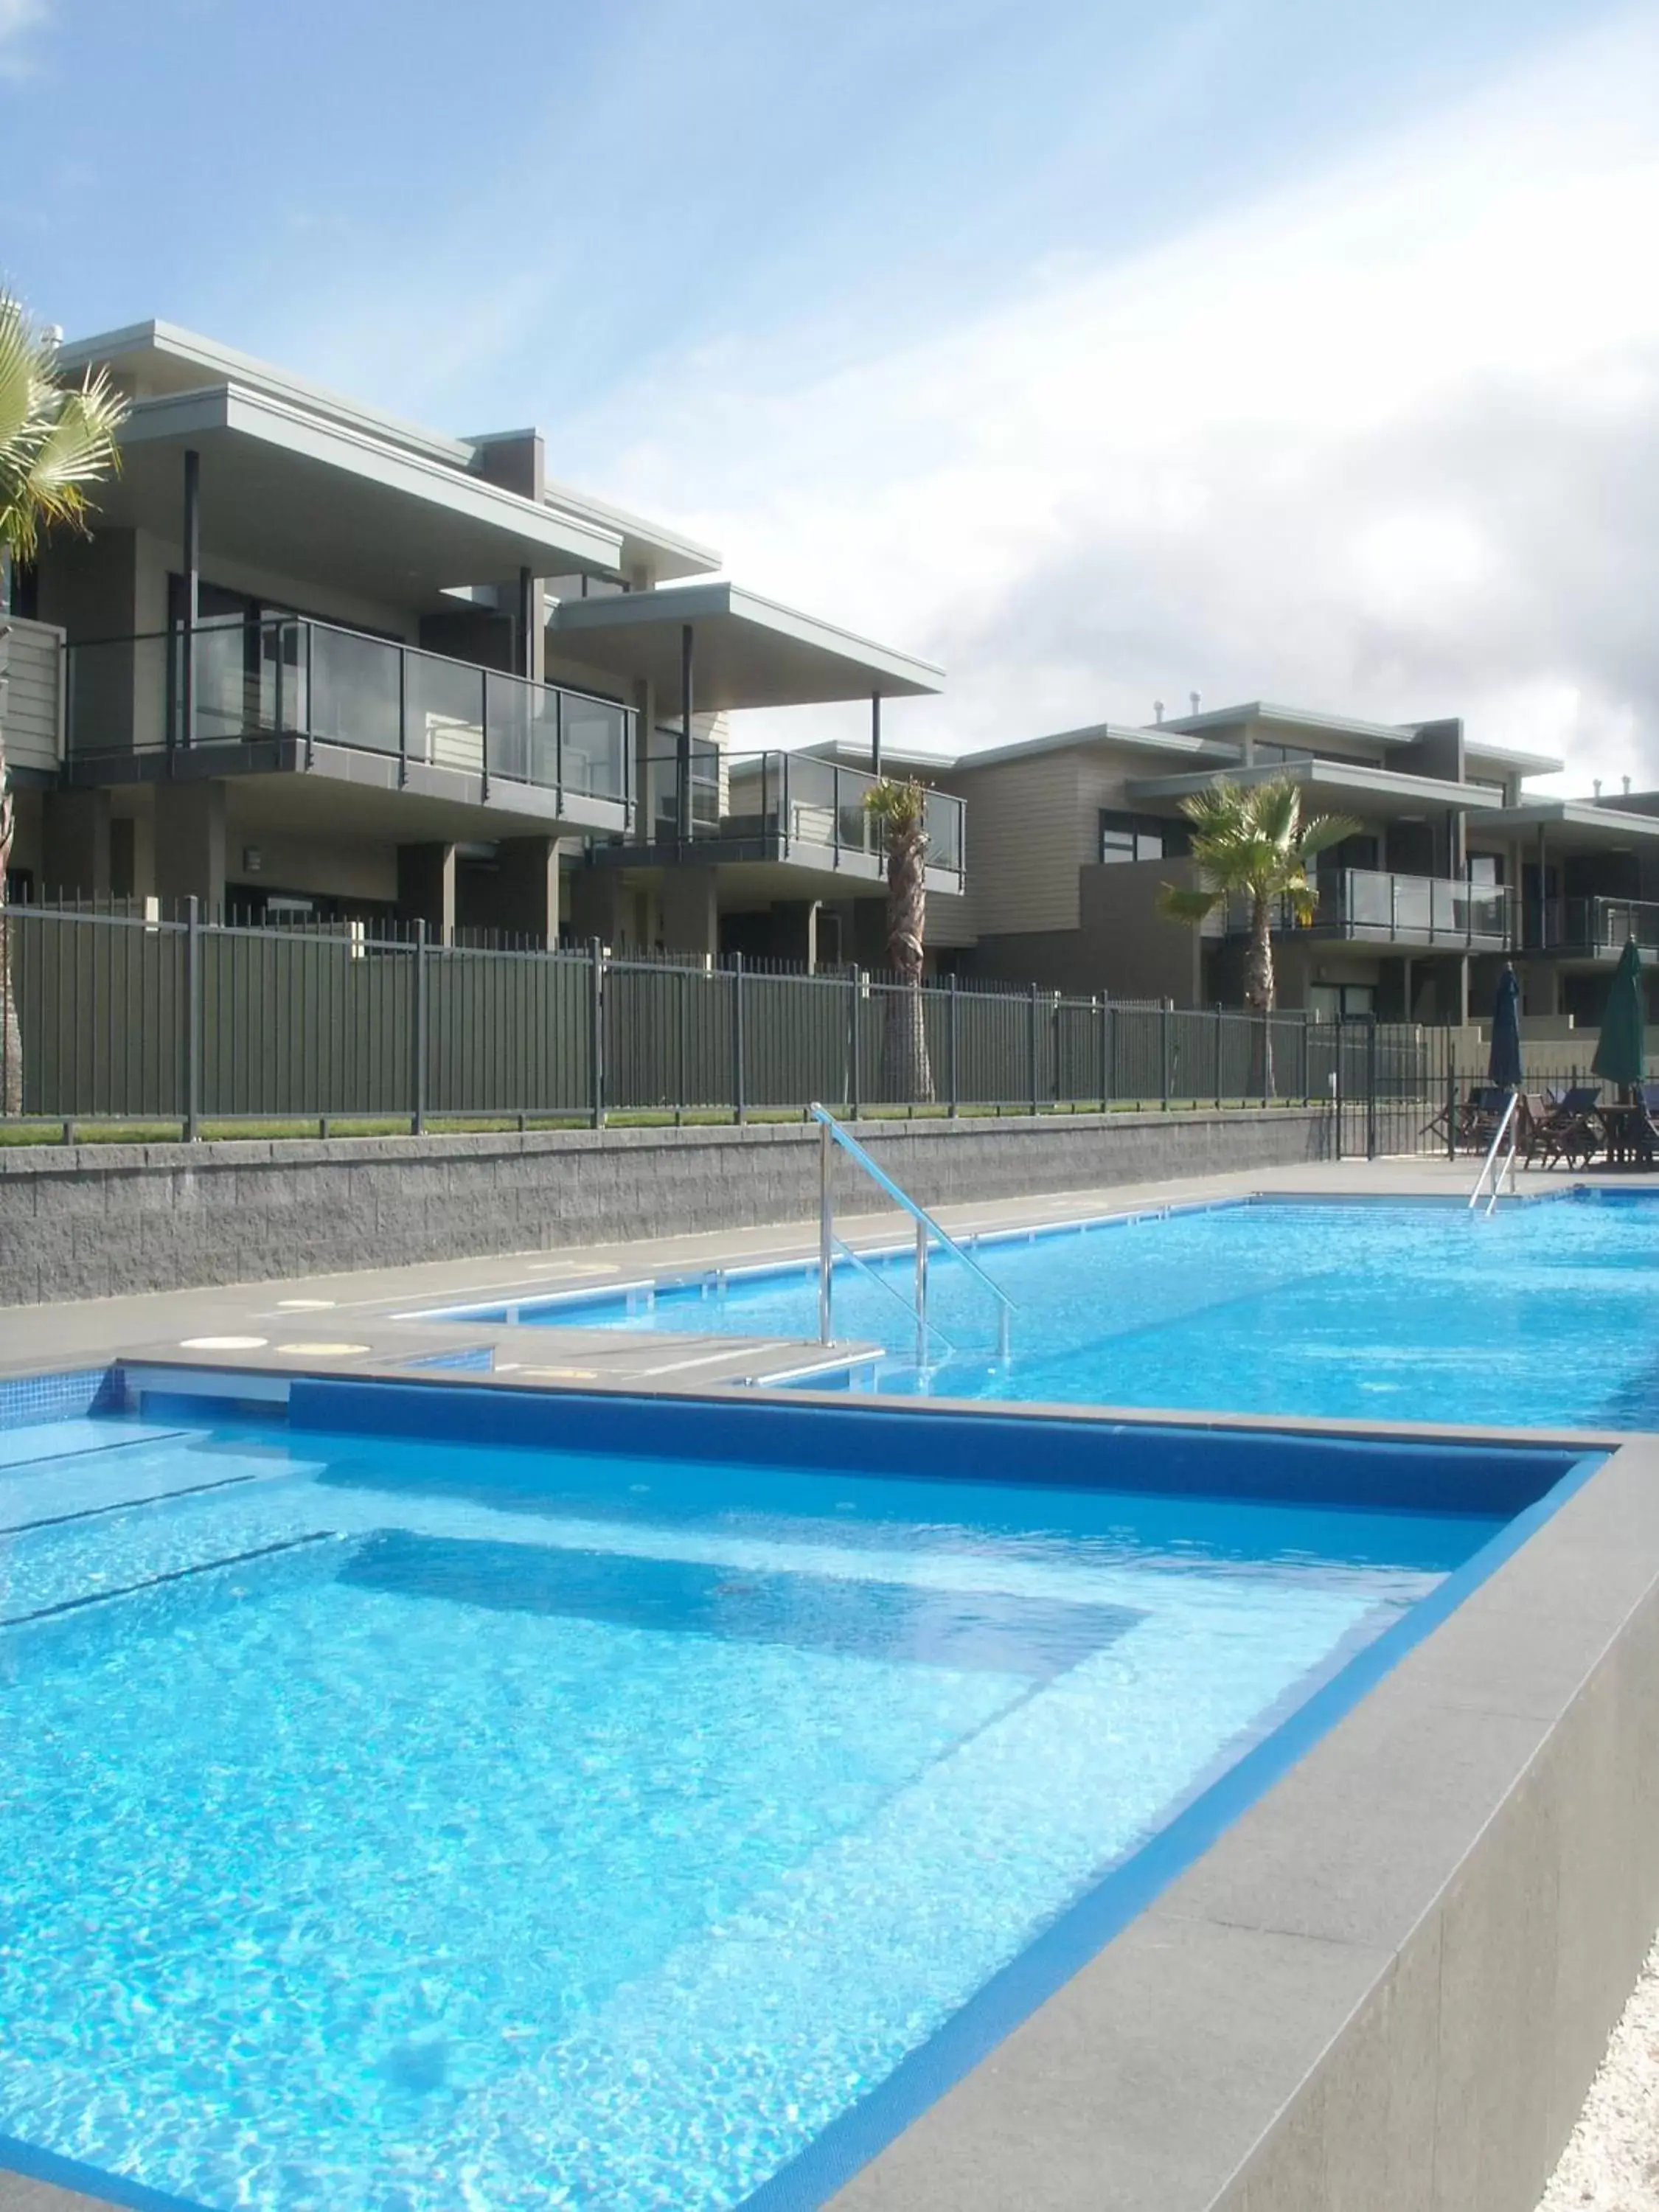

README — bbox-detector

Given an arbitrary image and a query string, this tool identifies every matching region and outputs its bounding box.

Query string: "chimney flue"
[1594,779,1603,800]
[1189,691,1201,716]
[1153,700,1164,725]
[1624,776,1632,797]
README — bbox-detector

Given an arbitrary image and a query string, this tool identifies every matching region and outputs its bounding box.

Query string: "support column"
[871,692,882,779]
[41,789,112,900]
[153,780,226,912]
[633,675,656,845]
[517,566,543,684]
[180,448,200,751]
[659,864,719,958]
[477,836,559,945]
[677,623,695,844]
[396,841,456,943]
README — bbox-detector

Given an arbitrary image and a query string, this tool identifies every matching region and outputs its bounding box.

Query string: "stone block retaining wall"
[0,1107,1329,1305]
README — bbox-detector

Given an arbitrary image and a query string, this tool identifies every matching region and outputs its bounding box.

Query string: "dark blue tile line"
[0,1427,191,1475]
[0,2134,212,2212]
[0,1470,260,1538]
[288,1377,1584,1517]
[0,1530,336,1630]
[734,1444,1610,2211]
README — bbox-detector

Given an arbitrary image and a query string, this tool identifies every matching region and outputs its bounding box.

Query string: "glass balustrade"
[636,750,966,880]
[63,616,633,811]
[1222,869,1514,945]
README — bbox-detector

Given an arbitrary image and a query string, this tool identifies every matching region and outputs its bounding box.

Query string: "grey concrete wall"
[0,1107,1330,1304]
[831,1438,1659,2212]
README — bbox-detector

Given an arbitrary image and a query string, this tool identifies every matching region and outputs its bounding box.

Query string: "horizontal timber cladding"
[0,1107,1330,1304]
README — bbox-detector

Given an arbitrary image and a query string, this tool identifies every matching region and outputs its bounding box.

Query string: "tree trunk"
[0,625,18,1117]
[881,813,933,1104]
[1245,893,1276,1099]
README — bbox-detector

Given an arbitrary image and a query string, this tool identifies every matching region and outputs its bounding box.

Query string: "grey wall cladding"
[0,1107,1331,1305]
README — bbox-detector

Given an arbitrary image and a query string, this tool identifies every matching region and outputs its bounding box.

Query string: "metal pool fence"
[0,901,1432,1147]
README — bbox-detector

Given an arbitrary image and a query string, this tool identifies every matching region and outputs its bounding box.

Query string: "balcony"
[1523,897,1659,960]
[613,748,967,892]
[1211,868,1514,949]
[61,616,634,828]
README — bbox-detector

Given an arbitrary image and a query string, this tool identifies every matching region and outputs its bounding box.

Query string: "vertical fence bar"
[1028,983,1039,1119]
[1161,999,1172,1110]
[589,938,605,1130]
[1214,1003,1223,1107]
[184,897,201,1140]
[849,965,862,1119]
[947,973,959,1118]
[1260,1012,1270,1107]
[411,919,428,1134]
[1444,1027,1456,1163]
[1334,1015,1345,1162]
[731,951,747,1125]
[1366,1017,1379,1158]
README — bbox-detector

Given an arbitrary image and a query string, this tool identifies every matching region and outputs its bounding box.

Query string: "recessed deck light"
[275,1341,373,1357]
[178,1335,269,1351]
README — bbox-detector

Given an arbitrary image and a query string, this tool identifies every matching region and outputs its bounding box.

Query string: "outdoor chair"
[1532,1086,1601,1172]
[1514,1094,1555,1169]
[1457,1086,1507,1153]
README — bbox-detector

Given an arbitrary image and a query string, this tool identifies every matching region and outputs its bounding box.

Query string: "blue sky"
[4,0,1656,778]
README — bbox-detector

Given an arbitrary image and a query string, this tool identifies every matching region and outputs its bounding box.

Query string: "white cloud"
[564,10,1659,792]
[0,0,46,75]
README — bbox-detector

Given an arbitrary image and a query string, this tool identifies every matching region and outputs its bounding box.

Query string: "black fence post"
[1104,996,1115,1110]
[1213,1002,1223,1107]
[1444,1029,1456,1164]
[411,918,428,1135]
[184,894,201,1141]
[1161,998,1172,1110]
[731,951,746,1124]
[1366,1017,1378,1158]
[588,937,605,1130]
[849,965,862,1119]
[947,973,959,1118]
[1301,1012,1312,1104]
[1260,1012,1270,1108]
[1334,1014,1345,1161]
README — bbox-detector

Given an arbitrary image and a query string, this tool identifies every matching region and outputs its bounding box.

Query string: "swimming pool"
[457,1190,1659,1430]
[0,1377,1590,2212]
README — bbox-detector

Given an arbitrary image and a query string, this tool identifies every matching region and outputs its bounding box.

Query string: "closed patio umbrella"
[1592,939,1646,1095]
[1487,965,1523,1092]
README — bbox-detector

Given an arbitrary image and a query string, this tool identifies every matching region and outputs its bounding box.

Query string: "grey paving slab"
[825,1910,1392,2212]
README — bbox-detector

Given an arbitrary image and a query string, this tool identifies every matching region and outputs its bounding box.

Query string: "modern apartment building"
[928,703,1659,1024]
[1,321,957,955]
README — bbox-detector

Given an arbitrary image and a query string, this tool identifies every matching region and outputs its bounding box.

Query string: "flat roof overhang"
[549,582,944,710]
[97,386,624,608]
[65,740,631,842]
[1501,801,1659,849]
[588,844,961,902]
[1125,757,1510,818]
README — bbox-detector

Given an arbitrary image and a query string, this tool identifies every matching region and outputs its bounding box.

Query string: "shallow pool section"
[0,1381,1591,2211]
[459,1189,1659,1428]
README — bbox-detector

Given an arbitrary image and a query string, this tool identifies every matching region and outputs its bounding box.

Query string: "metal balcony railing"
[641,749,966,881]
[62,616,635,813]
[1214,869,1513,947]
[1523,897,1659,957]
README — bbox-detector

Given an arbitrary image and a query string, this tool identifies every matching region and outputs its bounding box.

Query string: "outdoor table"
[1595,1102,1654,1167]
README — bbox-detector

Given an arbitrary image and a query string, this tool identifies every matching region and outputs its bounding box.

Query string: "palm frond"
[0,296,128,564]
[1295,811,1361,859]
[1158,883,1222,923]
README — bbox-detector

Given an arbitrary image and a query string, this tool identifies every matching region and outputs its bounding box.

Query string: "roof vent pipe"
[1594,779,1603,800]
[1189,691,1201,716]
[1624,775,1632,796]
[1153,700,1164,725]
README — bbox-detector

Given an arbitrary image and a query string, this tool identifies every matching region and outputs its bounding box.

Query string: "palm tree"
[0,296,127,1111]
[864,776,934,1104]
[1158,776,1357,1096]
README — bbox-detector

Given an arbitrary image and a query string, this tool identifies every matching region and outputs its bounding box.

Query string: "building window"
[1099,811,1185,865]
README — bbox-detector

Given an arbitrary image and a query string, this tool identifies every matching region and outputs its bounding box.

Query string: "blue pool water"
[481,1191,1659,1429]
[0,1390,1558,2211]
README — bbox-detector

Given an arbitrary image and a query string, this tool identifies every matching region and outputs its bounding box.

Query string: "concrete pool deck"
[4,1151,1658,2212]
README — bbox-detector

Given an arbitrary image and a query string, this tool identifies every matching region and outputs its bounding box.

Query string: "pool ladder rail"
[1468,1090,1521,1216]
[809,1103,1015,1371]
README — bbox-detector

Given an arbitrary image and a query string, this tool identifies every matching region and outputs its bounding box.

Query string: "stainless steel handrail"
[1468,1089,1520,1214]
[810,1102,1013,1363]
